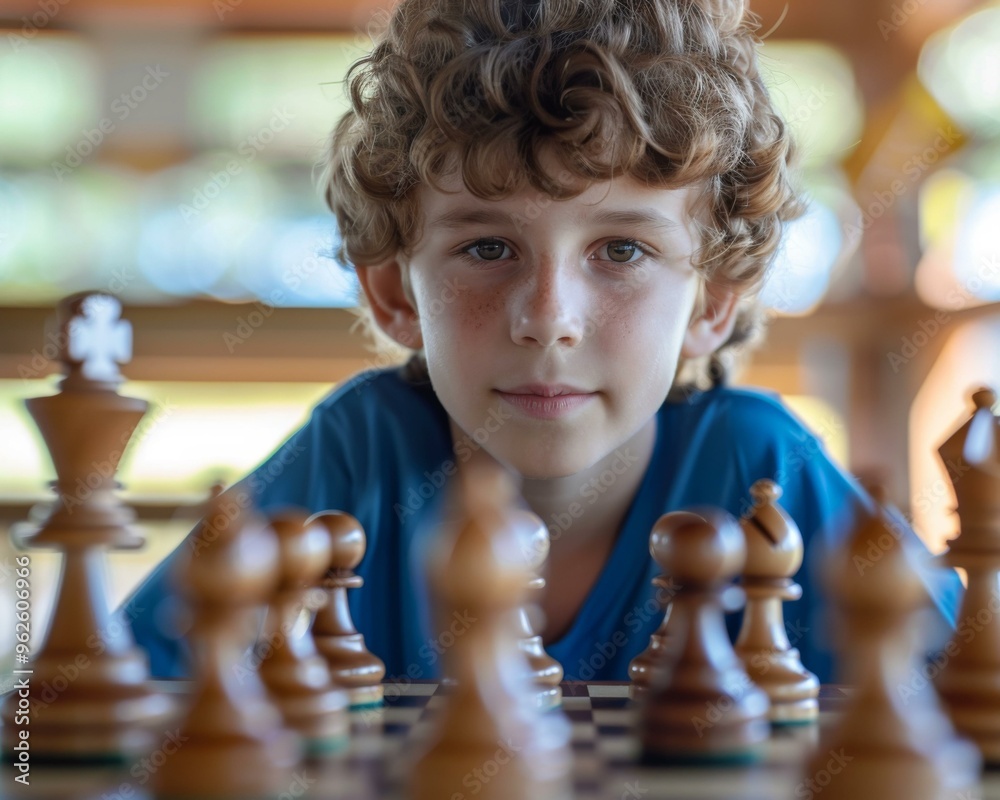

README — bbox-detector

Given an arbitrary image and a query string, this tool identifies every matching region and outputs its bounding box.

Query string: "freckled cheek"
[593,293,652,347]
[427,287,506,338]
[595,289,688,362]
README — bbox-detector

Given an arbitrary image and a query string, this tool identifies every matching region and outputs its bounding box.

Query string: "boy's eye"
[606,240,641,263]
[464,239,509,261]
[459,238,649,265]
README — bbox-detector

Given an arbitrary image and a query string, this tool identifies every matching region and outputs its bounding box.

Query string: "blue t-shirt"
[124,365,962,686]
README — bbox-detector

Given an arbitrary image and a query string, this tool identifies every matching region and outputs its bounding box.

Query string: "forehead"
[416,169,702,235]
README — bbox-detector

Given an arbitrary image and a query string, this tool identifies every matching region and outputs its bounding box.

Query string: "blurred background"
[1,0,999,665]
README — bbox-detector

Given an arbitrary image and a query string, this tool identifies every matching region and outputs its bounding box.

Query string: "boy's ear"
[681,285,740,359]
[355,258,424,350]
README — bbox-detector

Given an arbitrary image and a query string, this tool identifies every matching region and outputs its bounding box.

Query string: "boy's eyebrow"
[429,207,681,234]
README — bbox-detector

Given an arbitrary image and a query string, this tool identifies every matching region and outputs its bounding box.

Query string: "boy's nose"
[509,258,587,349]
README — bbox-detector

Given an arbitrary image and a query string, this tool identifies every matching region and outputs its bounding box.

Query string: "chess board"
[337,680,839,800]
[0,680,858,800]
[8,680,1000,800]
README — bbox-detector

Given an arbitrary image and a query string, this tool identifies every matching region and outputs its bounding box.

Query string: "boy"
[126,0,961,685]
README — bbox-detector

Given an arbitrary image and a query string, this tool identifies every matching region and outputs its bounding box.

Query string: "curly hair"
[319,0,804,391]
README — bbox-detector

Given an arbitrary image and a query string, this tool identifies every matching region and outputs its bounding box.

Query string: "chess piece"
[0,293,171,761]
[935,387,1000,763]
[258,510,350,755]
[734,479,819,724]
[310,511,386,708]
[152,493,302,798]
[628,574,675,698]
[640,508,770,765]
[801,487,980,799]
[512,509,563,711]
[408,461,572,800]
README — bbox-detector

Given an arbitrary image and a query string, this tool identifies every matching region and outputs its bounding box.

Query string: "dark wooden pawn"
[639,508,770,765]
[152,494,301,798]
[629,574,675,698]
[310,511,386,708]
[258,510,350,754]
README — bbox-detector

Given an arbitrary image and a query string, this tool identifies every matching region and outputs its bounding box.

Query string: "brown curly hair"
[319,0,804,391]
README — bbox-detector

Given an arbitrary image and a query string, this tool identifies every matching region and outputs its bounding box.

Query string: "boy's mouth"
[498,383,591,397]
[494,385,596,420]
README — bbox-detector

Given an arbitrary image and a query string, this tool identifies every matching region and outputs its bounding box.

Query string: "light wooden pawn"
[309,511,385,708]
[639,508,770,765]
[0,292,171,761]
[152,493,301,799]
[258,510,350,754]
[629,575,675,698]
[408,461,572,800]
[935,386,1000,763]
[801,487,980,799]
[511,509,563,711]
[734,479,819,724]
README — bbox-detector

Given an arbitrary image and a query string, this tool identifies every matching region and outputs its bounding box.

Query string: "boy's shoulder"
[665,382,819,446]
[311,364,443,423]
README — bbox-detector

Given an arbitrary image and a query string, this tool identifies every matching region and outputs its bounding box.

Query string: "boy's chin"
[493,442,603,482]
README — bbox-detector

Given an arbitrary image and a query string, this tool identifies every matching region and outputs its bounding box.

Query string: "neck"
[446,414,658,550]
[521,415,658,552]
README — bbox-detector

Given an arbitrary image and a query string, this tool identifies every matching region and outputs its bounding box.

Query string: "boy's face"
[359,163,737,480]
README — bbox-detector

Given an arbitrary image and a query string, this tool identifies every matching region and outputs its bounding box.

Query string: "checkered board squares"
[325,681,844,800]
[29,681,1000,800]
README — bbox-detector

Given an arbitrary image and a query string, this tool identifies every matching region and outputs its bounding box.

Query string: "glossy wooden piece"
[152,494,302,798]
[936,387,1000,763]
[511,509,563,711]
[258,511,350,753]
[735,479,819,724]
[408,461,572,800]
[629,576,675,698]
[802,487,980,799]
[639,508,770,764]
[0,293,171,761]
[310,511,385,708]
